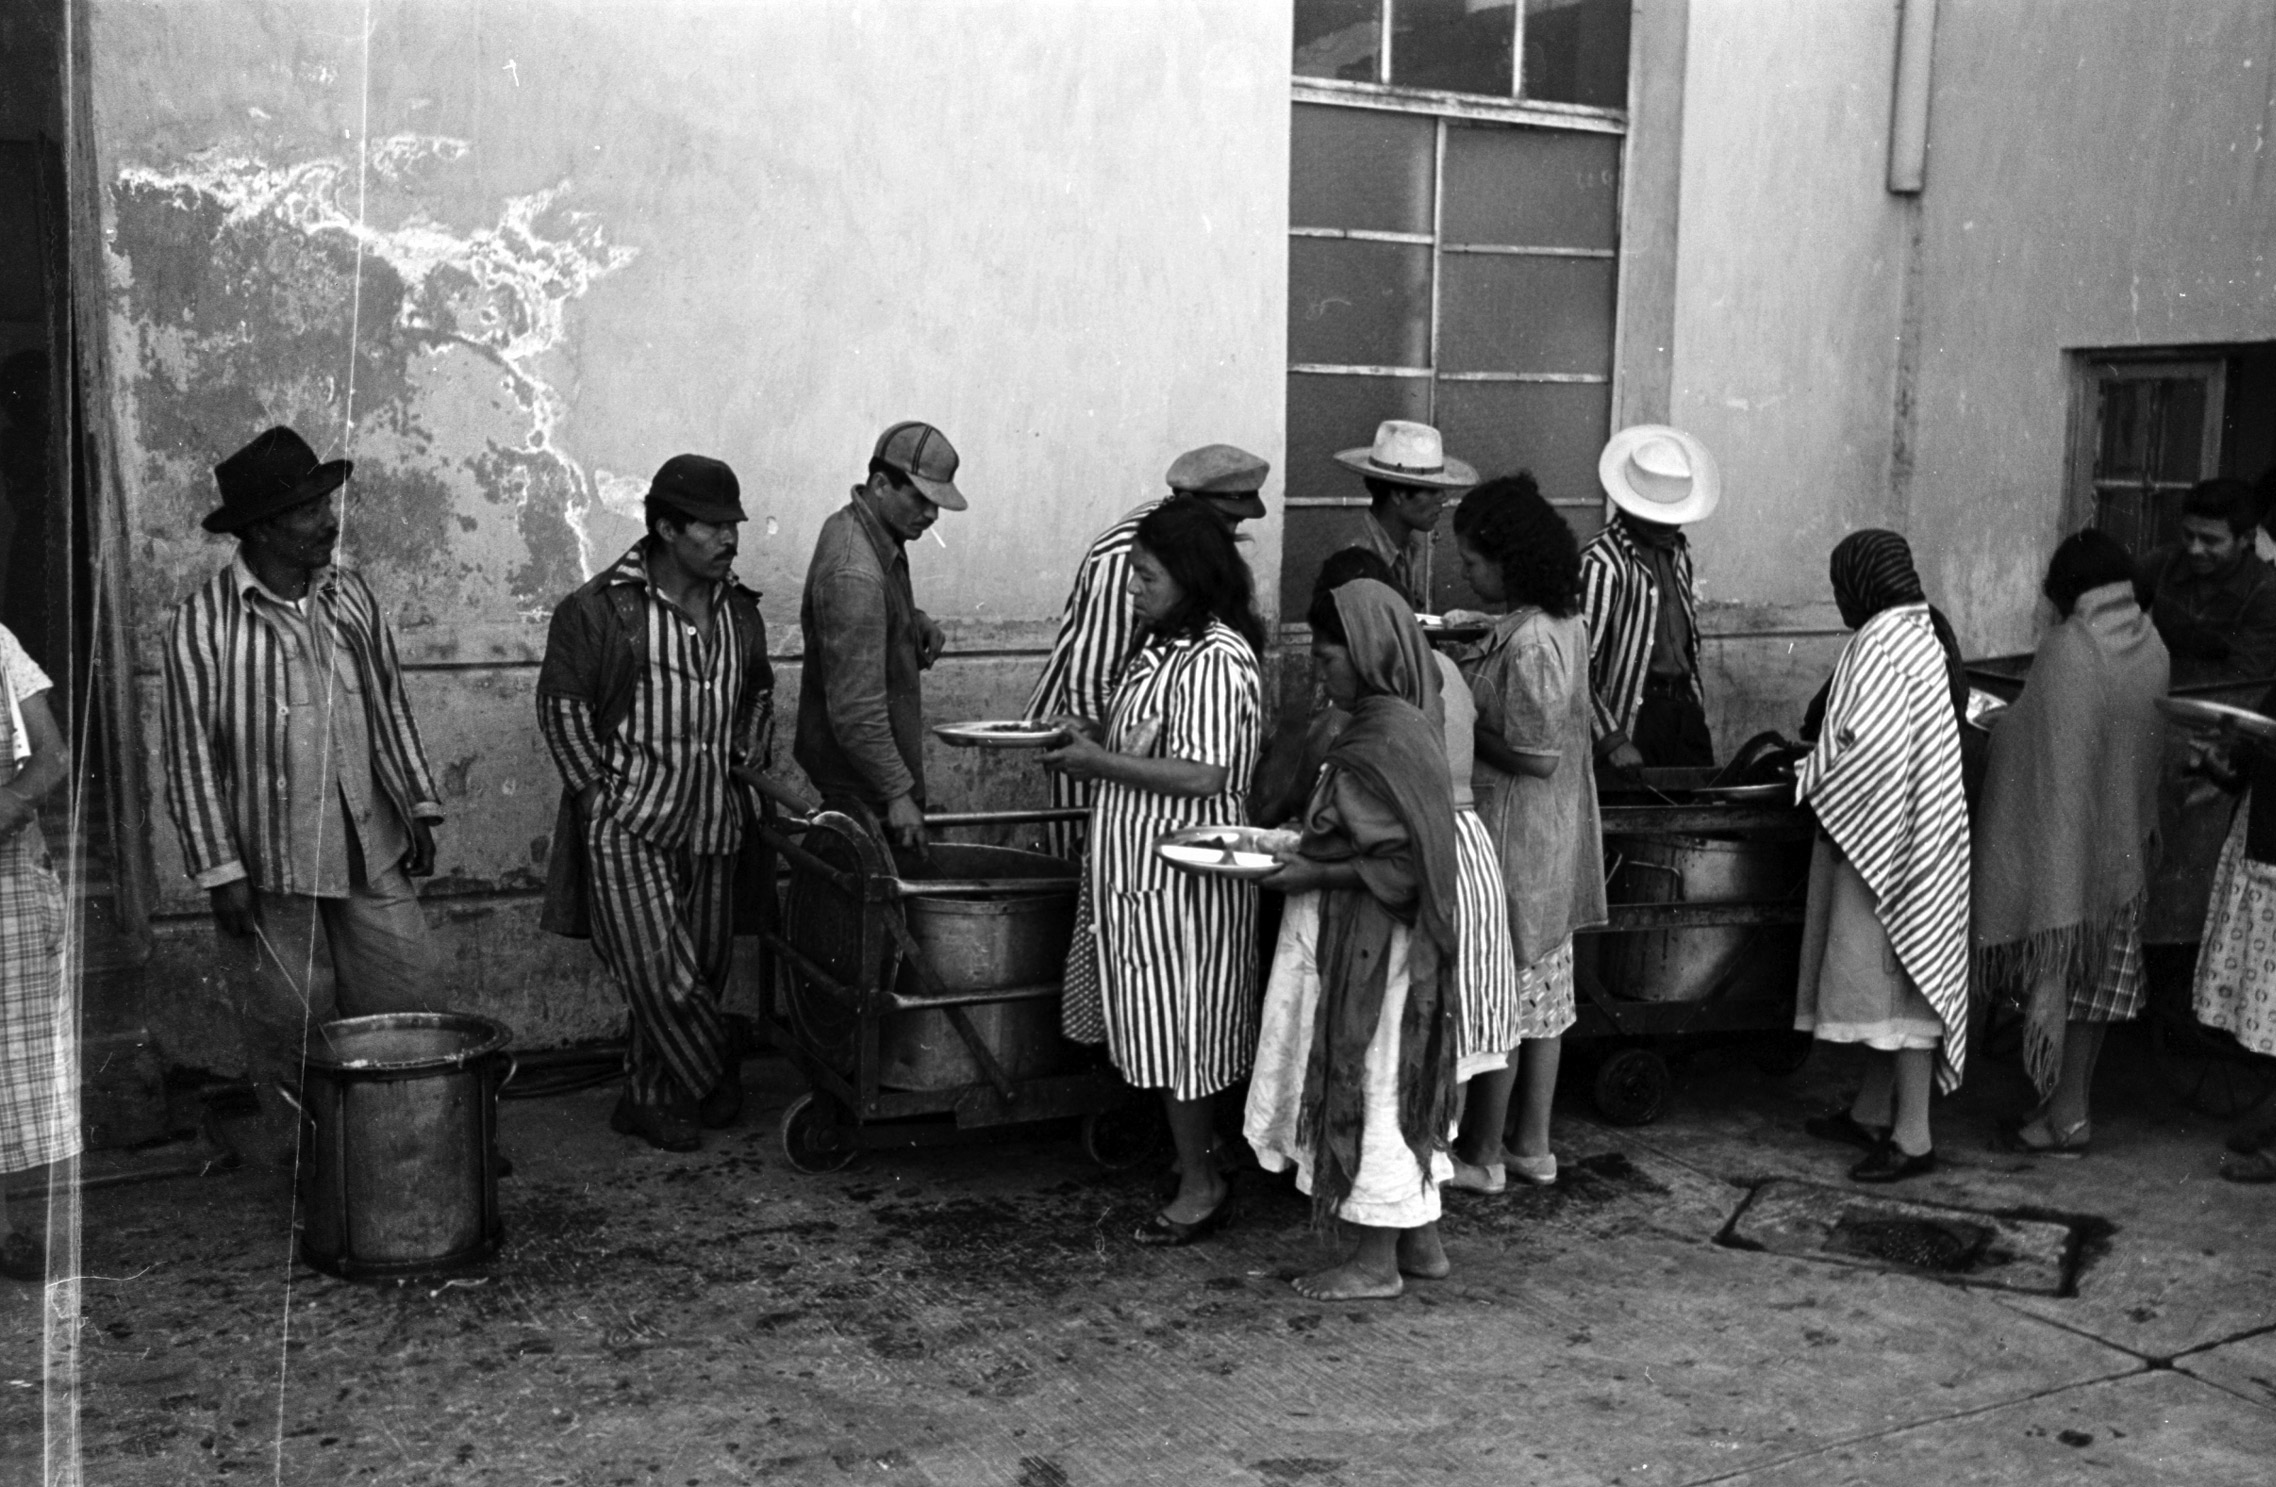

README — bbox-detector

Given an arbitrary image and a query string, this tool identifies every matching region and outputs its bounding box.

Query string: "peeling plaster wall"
[91,0,1290,1059]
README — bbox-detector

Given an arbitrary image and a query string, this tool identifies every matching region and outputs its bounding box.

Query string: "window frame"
[1293,0,1634,125]
[2065,348,2228,544]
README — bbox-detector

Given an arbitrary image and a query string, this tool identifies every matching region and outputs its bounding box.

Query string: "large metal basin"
[1604,834,1809,1003]
[881,843,1078,1090]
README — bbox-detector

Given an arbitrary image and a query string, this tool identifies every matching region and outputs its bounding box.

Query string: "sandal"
[1446,1158,1507,1195]
[2220,1148,2276,1184]
[1996,1115,2090,1158]
[1134,1185,1236,1247]
[0,1229,45,1282]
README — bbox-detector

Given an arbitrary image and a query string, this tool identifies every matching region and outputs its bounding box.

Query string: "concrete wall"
[91,0,1292,1066]
[1907,0,2276,656]
[1670,0,2276,750]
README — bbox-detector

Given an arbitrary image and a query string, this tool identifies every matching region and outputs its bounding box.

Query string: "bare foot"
[1291,1257,1403,1301]
[1160,1176,1227,1226]
[1396,1226,1449,1280]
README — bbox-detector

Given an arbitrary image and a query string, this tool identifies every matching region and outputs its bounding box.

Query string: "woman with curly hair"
[1449,475,1607,1187]
[1044,496,1265,1244]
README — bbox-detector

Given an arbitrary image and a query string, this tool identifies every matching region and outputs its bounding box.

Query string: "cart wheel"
[1593,1047,1672,1127]
[1750,1031,1816,1078]
[780,1091,857,1174]
[1080,1105,1165,1171]
[2153,1013,2276,1120]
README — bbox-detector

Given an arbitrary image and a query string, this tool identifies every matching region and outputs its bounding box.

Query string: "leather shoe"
[1850,1144,1936,1183]
[1134,1185,1236,1247]
[1805,1110,1892,1152]
[610,1093,700,1153]
[698,1076,743,1130]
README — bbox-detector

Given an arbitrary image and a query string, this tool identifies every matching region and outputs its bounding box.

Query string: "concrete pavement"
[4,1023,2273,1485]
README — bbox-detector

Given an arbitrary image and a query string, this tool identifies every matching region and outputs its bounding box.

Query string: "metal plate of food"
[1964,687,2010,733]
[2159,697,2276,740]
[932,720,1071,749]
[1154,825,1301,881]
[1415,613,1487,645]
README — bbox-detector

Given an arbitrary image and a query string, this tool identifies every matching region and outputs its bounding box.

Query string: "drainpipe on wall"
[1886,0,1939,194]
[1883,0,1939,537]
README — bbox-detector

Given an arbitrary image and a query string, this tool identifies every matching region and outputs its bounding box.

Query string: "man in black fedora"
[537,454,781,1153]
[160,425,447,1159]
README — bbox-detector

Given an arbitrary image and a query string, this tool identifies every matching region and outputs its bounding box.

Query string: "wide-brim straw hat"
[1333,419,1478,491]
[1599,424,1720,526]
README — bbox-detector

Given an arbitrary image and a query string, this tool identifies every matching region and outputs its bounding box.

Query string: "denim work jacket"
[795,492,931,809]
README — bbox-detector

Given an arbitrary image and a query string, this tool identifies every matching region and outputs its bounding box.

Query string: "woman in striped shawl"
[1794,531,1972,1184]
[1246,579,1462,1300]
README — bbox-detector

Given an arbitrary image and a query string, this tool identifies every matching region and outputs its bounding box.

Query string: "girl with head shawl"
[1975,531,2168,1154]
[1448,474,1605,1190]
[1244,578,1463,1299]
[1794,530,1972,1183]
[1042,496,1264,1246]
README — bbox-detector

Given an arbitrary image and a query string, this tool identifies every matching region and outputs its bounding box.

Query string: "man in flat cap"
[1335,419,1477,610]
[538,454,777,1152]
[161,425,445,1160]
[1025,444,1269,857]
[795,421,965,853]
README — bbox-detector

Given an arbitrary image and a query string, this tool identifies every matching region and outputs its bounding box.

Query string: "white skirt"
[1244,892,1450,1230]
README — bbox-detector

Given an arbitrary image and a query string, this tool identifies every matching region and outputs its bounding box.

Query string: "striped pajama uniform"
[1580,522,1700,746]
[1062,621,1262,1100]
[538,546,760,1109]
[1451,808,1523,1070]
[1026,502,1158,858]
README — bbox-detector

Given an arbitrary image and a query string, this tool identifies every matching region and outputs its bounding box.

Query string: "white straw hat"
[1598,425,1721,526]
[1334,420,1479,490]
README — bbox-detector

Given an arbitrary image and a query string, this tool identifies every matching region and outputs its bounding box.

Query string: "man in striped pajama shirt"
[1581,425,1723,771]
[161,426,446,1158]
[1025,444,1270,858]
[537,455,774,1153]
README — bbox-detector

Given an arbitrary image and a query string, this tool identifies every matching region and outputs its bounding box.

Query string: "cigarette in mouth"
[930,527,947,549]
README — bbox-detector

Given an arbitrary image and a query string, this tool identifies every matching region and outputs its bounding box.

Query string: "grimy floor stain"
[6,1033,2276,1485]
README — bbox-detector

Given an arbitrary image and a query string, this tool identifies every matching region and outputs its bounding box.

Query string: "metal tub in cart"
[749,801,1157,1174]
[1570,769,1817,1126]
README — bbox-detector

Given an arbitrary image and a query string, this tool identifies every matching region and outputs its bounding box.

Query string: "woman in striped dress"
[1043,497,1265,1245]
[1451,476,1605,1188]
[1793,531,1972,1184]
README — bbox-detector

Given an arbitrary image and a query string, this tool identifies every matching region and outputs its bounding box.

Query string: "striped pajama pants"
[584,811,736,1109]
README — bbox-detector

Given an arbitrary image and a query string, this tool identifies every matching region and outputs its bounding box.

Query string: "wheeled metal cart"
[1569,779,1816,1125]
[749,801,1156,1173]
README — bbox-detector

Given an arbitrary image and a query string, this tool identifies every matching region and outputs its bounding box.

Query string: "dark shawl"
[1972,580,2168,1093]
[1295,580,1462,1225]
[1803,529,1969,741]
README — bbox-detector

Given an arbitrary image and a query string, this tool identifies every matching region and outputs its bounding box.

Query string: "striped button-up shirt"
[538,544,764,855]
[161,559,443,897]
[1026,500,1161,725]
[1580,518,1701,745]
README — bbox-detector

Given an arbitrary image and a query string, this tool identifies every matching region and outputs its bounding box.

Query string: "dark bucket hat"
[204,426,353,534]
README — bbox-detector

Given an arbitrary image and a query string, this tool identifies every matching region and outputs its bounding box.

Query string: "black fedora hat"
[204,426,353,534]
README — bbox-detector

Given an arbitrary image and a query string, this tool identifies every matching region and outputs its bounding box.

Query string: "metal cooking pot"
[881,843,1078,1091]
[1604,835,1809,1004]
[294,1012,513,1280]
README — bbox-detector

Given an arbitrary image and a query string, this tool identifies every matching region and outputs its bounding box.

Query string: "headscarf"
[1974,580,2169,1095]
[1295,579,1461,1224]
[1806,529,1969,739]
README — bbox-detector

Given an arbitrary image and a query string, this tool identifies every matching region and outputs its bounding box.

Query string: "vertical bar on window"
[1380,0,1395,86]
[1510,0,1528,99]
[1427,116,1445,425]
